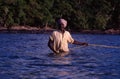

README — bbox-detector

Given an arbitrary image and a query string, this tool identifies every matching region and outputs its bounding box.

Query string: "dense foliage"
[0,0,119,30]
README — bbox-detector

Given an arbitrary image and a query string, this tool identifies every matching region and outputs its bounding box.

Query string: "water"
[0,33,120,79]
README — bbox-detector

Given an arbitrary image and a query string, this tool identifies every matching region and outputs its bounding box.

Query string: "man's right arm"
[48,39,58,54]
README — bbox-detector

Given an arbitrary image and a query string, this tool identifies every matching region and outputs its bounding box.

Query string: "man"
[48,18,88,56]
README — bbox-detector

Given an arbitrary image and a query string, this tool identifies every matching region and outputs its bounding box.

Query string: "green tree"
[107,0,120,29]
[0,0,119,31]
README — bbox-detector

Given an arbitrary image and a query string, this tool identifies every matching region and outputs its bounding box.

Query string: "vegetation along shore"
[0,0,119,34]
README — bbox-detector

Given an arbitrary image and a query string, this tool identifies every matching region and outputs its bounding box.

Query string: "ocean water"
[0,33,120,79]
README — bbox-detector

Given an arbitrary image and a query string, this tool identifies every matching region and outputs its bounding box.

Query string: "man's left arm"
[73,40,88,46]
[67,31,88,46]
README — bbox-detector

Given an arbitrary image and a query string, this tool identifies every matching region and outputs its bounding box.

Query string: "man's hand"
[73,40,88,46]
[82,42,88,46]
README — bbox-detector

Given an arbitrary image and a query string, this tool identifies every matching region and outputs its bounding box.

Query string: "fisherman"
[48,18,88,56]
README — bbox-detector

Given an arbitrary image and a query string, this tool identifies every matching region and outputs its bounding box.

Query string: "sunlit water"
[0,33,120,79]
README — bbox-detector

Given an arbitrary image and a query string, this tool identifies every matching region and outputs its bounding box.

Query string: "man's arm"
[73,40,88,46]
[48,39,58,54]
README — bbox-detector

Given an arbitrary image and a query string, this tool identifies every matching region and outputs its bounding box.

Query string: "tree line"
[0,0,119,31]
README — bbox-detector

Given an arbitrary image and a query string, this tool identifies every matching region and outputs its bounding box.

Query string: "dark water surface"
[0,34,120,79]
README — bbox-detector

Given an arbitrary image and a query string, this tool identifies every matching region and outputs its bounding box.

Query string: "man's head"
[57,19,67,30]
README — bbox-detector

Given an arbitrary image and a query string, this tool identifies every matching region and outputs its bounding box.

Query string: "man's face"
[59,23,65,31]
[60,23,65,28]
[58,19,67,31]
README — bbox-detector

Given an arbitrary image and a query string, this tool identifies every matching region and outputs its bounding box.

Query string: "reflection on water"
[0,34,120,79]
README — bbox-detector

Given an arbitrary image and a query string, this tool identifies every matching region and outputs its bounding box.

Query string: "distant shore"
[0,26,55,34]
[0,26,120,34]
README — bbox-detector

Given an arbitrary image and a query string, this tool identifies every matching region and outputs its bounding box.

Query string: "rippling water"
[0,33,120,79]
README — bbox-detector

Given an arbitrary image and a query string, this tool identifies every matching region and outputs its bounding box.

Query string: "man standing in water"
[48,18,88,56]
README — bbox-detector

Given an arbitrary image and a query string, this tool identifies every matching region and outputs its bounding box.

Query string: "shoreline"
[0,26,120,35]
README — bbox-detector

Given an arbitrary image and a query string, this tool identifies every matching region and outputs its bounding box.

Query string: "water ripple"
[0,34,120,79]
